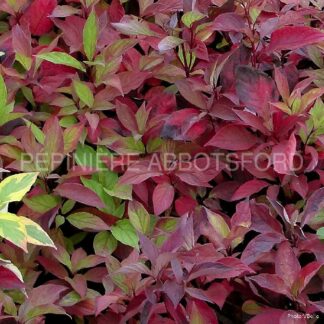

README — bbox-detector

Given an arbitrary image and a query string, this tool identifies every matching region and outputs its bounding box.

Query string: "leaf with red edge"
[21,0,57,36]
[205,125,258,150]
[268,26,324,52]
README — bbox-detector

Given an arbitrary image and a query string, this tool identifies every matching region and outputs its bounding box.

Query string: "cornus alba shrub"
[0,0,323,323]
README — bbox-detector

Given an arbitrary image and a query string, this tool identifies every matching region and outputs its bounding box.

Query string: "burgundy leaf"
[235,66,278,113]
[54,183,105,208]
[241,233,285,265]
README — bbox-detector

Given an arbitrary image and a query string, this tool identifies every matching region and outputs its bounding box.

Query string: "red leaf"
[275,241,300,288]
[96,295,121,316]
[247,309,305,324]
[54,183,105,209]
[119,160,163,184]
[268,26,324,52]
[37,256,69,279]
[235,66,278,113]
[12,24,32,59]
[175,196,197,215]
[21,0,57,36]
[116,100,138,134]
[212,13,246,32]
[204,281,233,309]
[0,264,24,289]
[301,187,324,226]
[272,133,296,175]
[231,180,269,201]
[293,261,323,295]
[249,273,291,296]
[153,182,174,215]
[188,257,253,281]
[188,299,219,324]
[175,157,223,187]
[205,125,258,150]
[241,233,285,265]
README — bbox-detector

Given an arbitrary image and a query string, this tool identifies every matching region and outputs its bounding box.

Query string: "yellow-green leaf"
[128,200,150,234]
[111,219,139,249]
[0,212,55,251]
[83,10,98,61]
[0,74,7,108]
[73,80,94,108]
[67,212,110,232]
[181,11,205,28]
[0,212,27,251]
[23,194,60,213]
[93,231,117,256]
[36,52,86,72]
[0,172,38,206]
[205,207,230,239]
[21,217,55,248]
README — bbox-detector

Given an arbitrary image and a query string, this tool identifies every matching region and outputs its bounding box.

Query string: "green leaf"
[83,10,98,61]
[80,176,116,215]
[128,200,150,234]
[0,74,7,108]
[181,11,205,27]
[67,212,110,232]
[61,200,75,215]
[73,80,94,108]
[24,119,45,144]
[104,183,132,200]
[0,212,27,251]
[21,217,55,247]
[310,98,324,129]
[59,291,81,307]
[23,194,60,213]
[317,227,324,240]
[111,219,139,249]
[205,208,230,239]
[93,231,117,256]
[36,52,86,72]
[0,172,38,206]
[0,211,54,251]
[16,53,32,71]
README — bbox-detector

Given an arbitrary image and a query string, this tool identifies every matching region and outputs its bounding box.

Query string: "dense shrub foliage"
[0,0,323,323]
